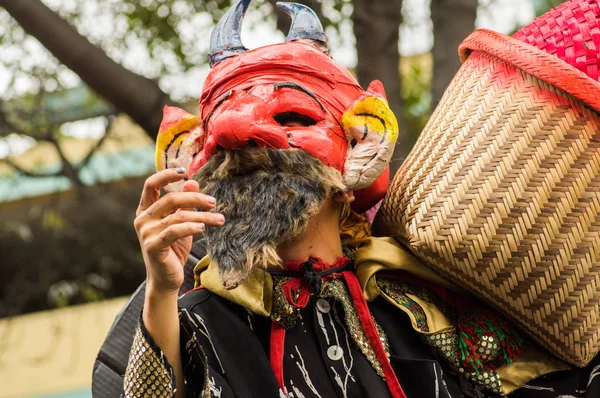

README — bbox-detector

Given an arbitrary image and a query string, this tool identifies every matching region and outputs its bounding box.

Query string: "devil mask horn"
[210,1,329,67]
[209,0,250,67]
[277,2,328,52]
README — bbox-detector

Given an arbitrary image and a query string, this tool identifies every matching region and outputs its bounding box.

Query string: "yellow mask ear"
[341,81,399,190]
[155,105,203,192]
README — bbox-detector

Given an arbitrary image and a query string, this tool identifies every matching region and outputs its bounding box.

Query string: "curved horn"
[209,0,251,67]
[276,2,328,52]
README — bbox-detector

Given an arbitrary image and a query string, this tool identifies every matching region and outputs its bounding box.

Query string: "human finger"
[146,222,207,253]
[180,180,200,212]
[181,179,200,194]
[145,192,216,219]
[138,168,187,213]
[159,210,225,228]
[137,210,224,241]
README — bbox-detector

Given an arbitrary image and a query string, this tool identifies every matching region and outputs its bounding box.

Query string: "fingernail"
[175,167,186,174]
[198,223,205,231]
[216,214,225,224]
[207,196,216,205]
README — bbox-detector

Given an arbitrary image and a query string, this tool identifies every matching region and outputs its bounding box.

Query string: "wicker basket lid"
[460,0,600,113]
[376,0,600,367]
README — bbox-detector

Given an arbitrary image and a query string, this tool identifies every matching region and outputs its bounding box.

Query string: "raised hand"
[134,167,225,295]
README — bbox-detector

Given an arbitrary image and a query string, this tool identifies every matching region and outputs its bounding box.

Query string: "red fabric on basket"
[459,0,600,114]
[512,0,600,82]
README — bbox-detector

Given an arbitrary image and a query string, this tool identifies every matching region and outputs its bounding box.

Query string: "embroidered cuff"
[123,317,176,397]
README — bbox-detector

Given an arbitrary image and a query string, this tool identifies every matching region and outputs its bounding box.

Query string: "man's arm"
[142,288,185,397]
[124,168,224,397]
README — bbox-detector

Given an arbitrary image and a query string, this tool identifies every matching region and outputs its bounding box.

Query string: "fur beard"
[194,148,346,290]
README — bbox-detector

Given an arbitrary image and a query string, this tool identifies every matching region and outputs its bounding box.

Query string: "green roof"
[0,145,155,203]
[0,85,115,135]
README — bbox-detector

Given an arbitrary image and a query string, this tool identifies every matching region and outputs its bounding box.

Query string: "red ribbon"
[342,270,406,398]
[268,257,406,398]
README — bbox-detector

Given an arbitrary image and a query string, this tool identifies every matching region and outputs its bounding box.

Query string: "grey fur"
[194,148,345,289]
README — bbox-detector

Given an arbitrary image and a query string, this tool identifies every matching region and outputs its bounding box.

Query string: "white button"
[316,299,331,314]
[327,345,343,361]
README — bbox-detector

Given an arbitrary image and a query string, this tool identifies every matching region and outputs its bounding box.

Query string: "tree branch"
[430,0,478,108]
[0,0,172,139]
[46,135,86,191]
[2,157,62,178]
[76,117,114,173]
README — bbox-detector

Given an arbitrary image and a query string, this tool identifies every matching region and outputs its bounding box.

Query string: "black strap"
[267,259,352,293]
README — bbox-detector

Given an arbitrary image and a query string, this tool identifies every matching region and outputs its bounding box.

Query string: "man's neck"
[276,200,344,266]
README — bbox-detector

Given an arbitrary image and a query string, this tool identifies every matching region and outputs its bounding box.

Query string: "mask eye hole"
[274,112,317,127]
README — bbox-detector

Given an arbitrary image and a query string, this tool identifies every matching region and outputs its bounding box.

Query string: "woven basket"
[376,27,600,366]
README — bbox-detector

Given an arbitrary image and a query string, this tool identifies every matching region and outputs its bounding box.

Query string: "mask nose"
[202,91,291,157]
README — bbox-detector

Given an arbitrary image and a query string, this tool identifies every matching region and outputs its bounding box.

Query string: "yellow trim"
[354,237,461,302]
[194,255,273,316]
[379,290,454,333]
[496,345,571,395]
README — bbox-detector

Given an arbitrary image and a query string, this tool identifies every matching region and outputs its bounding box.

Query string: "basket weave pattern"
[513,0,600,82]
[379,51,600,366]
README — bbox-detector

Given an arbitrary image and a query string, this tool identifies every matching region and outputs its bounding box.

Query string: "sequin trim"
[378,277,504,394]
[377,278,430,332]
[271,276,299,330]
[124,322,175,397]
[271,275,390,379]
[321,278,390,378]
[426,330,503,394]
[425,329,501,393]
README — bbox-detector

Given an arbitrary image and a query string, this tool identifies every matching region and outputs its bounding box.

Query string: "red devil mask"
[155,1,399,213]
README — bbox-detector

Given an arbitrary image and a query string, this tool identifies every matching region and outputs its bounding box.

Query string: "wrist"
[143,283,179,327]
[146,280,180,300]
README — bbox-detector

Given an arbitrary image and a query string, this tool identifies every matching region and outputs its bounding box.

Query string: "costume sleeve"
[123,318,176,397]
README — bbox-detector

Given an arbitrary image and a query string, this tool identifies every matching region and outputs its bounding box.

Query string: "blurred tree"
[401,54,433,148]
[0,0,487,315]
[533,0,567,16]
[0,179,147,317]
[0,0,171,140]
[0,0,409,159]
[354,0,405,170]
[430,0,478,108]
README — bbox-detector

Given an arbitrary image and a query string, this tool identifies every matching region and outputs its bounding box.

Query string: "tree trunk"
[0,0,172,140]
[353,0,405,176]
[430,0,478,109]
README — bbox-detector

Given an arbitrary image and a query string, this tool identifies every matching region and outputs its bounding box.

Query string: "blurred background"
[0,0,564,396]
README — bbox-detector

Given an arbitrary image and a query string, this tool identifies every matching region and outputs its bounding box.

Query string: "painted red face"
[188,42,365,179]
